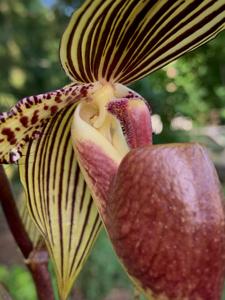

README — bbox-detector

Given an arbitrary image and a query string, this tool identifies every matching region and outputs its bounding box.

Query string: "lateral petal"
[19,104,101,300]
[60,0,225,84]
[0,83,98,164]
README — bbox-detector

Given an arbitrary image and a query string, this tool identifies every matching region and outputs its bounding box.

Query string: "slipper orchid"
[0,1,225,299]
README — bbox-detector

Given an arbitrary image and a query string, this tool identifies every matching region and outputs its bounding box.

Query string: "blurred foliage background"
[0,0,225,299]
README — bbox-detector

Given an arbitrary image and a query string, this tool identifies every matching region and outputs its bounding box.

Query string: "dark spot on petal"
[25,103,31,109]
[31,110,39,125]
[27,98,33,105]
[80,86,88,97]
[20,116,29,128]
[32,130,41,139]
[55,96,62,103]
[33,96,39,104]
[1,128,16,145]
[50,105,58,116]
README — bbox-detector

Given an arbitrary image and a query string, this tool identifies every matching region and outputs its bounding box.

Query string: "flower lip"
[106,143,225,300]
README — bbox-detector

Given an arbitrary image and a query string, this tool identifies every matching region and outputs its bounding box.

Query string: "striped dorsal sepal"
[60,0,225,84]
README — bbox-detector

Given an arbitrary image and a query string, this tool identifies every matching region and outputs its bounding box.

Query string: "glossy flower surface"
[0,1,225,299]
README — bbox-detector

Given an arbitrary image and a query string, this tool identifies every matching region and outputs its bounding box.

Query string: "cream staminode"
[71,83,135,163]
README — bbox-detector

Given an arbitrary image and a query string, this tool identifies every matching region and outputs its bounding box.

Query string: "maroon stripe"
[114,1,184,79]
[92,0,125,79]
[123,0,219,77]
[105,0,157,80]
[33,117,57,238]
[122,18,224,84]
[57,121,72,277]
[49,105,75,276]
[68,164,82,252]
[150,0,219,57]
[79,182,87,213]
[65,148,76,210]
[75,215,102,273]
[65,1,93,81]
[52,106,74,190]
[85,13,103,81]
[39,108,60,246]
[102,0,141,79]
[76,1,105,82]
[24,141,42,233]
[121,6,225,83]
[69,196,94,276]
[84,0,115,81]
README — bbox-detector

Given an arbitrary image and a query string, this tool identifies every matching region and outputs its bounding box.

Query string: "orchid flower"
[1,1,225,299]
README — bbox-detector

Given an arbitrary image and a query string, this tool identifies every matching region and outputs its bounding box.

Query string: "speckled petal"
[0,82,98,164]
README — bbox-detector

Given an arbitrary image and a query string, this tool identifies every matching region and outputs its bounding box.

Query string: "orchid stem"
[0,165,54,300]
[27,242,55,300]
[0,165,33,258]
